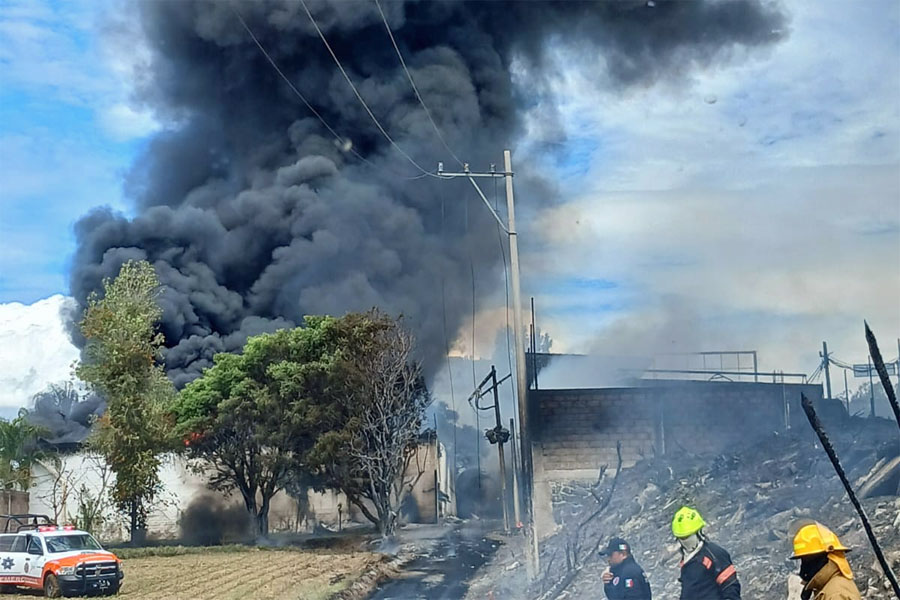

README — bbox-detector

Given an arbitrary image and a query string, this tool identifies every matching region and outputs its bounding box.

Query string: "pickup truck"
[0,514,123,597]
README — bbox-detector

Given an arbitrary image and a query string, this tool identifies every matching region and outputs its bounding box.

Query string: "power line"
[300,0,442,179]
[233,6,436,182]
[466,190,481,488]
[373,0,465,168]
[439,193,457,479]
[232,8,357,160]
[809,363,823,383]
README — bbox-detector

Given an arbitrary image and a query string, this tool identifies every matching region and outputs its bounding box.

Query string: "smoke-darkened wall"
[70,0,787,387]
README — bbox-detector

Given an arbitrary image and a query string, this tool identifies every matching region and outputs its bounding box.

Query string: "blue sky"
[0,0,151,303]
[0,0,898,398]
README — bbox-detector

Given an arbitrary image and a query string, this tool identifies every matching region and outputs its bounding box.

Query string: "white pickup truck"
[0,514,123,598]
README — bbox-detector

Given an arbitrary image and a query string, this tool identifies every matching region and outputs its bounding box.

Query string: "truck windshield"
[45,534,102,553]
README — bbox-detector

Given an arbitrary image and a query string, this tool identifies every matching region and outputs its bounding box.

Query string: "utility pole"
[868,356,876,417]
[434,414,440,523]
[438,150,539,576]
[476,409,482,490]
[509,417,522,528]
[467,367,513,531]
[843,369,850,414]
[822,341,832,399]
[503,149,539,575]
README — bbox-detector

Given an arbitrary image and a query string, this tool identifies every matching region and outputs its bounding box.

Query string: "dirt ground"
[0,548,385,600]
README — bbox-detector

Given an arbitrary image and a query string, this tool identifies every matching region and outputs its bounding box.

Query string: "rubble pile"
[466,416,900,600]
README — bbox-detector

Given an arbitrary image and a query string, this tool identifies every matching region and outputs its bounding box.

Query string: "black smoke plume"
[179,494,251,545]
[70,0,786,387]
[27,383,105,445]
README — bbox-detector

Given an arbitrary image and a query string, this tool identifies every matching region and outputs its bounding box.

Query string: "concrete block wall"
[530,380,824,538]
[536,389,658,475]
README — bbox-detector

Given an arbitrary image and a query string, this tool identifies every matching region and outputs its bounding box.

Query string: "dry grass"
[0,548,385,600]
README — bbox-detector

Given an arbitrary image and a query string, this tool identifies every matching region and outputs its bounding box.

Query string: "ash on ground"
[466,416,900,600]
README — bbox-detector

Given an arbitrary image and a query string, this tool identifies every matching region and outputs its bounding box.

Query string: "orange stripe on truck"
[716,565,736,584]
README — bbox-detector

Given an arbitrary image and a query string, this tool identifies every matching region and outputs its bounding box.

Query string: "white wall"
[29,444,454,542]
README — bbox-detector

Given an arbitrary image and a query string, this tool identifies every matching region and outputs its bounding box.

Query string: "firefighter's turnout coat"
[804,560,862,600]
[678,540,741,600]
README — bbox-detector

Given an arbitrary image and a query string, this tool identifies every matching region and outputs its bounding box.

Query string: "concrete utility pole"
[438,150,539,576]
[822,341,832,399]
[843,369,850,413]
[502,151,538,573]
[509,417,522,527]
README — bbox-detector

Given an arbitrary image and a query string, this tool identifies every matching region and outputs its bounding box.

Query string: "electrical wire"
[373,0,465,168]
[466,190,481,485]
[439,192,458,478]
[809,363,823,383]
[233,9,358,160]
[828,356,854,370]
[300,0,443,179]
[232,6,434,181]
[466,193,477,393]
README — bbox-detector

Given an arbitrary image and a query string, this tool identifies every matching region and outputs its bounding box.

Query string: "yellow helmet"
[790,522,850,559]
[672,506,706,538]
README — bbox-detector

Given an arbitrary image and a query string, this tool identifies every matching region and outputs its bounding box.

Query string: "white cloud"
[99,102,159,140]
[516,0,900,377]
[0,295,80,410]
[0,0,158,141]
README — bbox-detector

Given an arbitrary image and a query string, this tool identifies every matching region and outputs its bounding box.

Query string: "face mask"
[678,534,700,553]
[799,554,829,583]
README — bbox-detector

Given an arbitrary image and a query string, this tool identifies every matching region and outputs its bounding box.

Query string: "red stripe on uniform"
[716,565,736,584]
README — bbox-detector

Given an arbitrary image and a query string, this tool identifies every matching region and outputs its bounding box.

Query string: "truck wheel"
[43,574,62,598]
[103,581,120,595]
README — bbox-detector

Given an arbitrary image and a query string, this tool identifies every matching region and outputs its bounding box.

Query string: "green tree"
[0,409,48,491]
[76,260,173,543]
[171,324,340,538]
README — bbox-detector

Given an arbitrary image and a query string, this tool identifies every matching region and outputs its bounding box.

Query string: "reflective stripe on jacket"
[678,540,740,600]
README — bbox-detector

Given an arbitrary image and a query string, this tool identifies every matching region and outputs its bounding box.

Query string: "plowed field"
[0,548,383,600]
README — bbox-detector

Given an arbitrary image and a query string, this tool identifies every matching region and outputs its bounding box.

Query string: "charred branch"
[800,393,900,598]
[865,321,900,432]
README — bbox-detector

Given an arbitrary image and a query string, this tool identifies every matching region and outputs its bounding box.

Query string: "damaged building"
[530,375,829,536]
[463,352,900,599]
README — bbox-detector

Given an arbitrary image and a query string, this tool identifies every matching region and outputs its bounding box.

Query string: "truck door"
[0,535,27,587]
[23,535,46,588]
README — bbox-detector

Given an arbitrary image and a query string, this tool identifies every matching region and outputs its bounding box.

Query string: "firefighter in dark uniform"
[599,537,652,599]
[671,507,741,600]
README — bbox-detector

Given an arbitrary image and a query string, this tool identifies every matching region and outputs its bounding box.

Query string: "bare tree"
[71,455,114,537]
[345,313,430,539]
[37,454,74,524]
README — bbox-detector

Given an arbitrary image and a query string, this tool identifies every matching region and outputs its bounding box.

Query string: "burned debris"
[466,413,900,600]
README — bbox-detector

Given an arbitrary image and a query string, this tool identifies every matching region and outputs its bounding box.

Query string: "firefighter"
[671,506,741,600]
[789,522,861,600]
[599,537,652,599]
